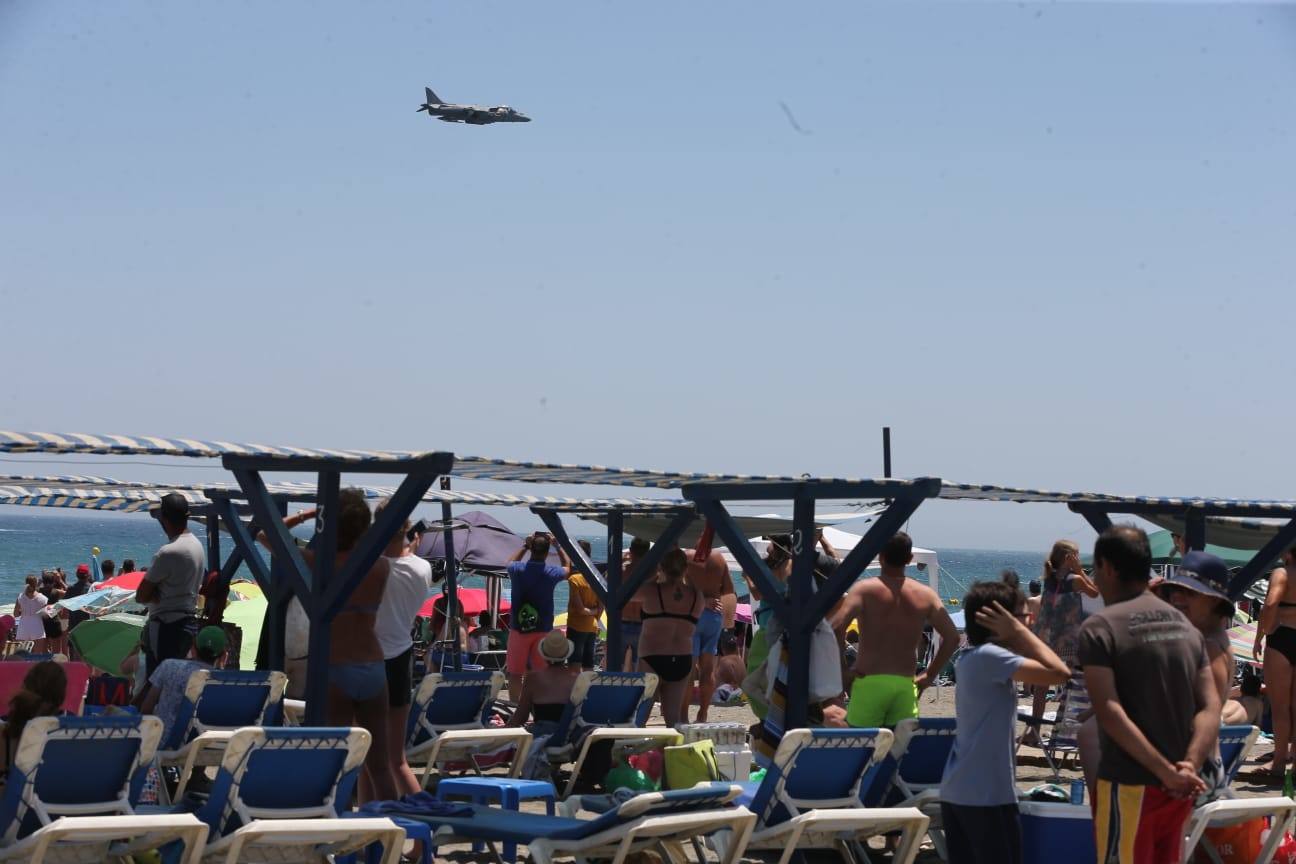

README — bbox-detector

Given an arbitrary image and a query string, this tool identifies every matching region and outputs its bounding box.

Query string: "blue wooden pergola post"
[534,505,697,671]
[210,492,296,670]
[223,451,453,724]
[682,478,941,731]
[1068,501,1296,601]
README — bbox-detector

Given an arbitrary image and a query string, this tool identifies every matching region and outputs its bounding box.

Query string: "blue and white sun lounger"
[172,726,404,864]
[0,715,206,864]
[396,782,755,864]
[404,671,533,784]
[545,672,681,798]
[716,728,929,864]
[155,668,288,803]
[1181,725,1296,864]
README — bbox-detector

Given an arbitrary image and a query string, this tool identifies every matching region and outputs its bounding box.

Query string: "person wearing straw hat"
[508,629,580,729]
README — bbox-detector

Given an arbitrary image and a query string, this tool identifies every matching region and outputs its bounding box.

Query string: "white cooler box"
[1019,801,1096,864]
[678,723,751,781]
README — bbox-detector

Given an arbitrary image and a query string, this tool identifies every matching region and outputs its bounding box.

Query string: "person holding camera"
[504,532,571,699]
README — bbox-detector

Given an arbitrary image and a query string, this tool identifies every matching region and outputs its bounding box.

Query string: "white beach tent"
[723,522,941,599]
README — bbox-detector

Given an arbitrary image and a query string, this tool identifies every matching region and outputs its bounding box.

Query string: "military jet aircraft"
[416,88,531,124]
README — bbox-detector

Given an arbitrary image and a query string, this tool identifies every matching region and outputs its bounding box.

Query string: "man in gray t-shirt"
[138,492,206,678]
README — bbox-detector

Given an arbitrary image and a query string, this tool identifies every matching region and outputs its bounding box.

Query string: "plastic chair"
[0,714,206,863]
[719,727,929,864]
[164,725,405,864]
[154,668,288,803]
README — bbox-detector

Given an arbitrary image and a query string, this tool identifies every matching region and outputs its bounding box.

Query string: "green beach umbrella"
[222,586,267,670]
[69,612,144,675]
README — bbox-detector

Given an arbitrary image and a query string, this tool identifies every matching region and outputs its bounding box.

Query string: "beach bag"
[663,740,721,790]
[764,620,842,706]
[516,602,540,633]
[1194,818,1264,864]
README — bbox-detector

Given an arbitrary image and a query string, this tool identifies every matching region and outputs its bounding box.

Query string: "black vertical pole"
[1184,510,1207,552]
[441,477,460,672]
[883,427,892,479]
[304,472,340,725]
[266,496,289,672]
[605,511,624,673]
[784,490,818,731]
[206,511,221,576]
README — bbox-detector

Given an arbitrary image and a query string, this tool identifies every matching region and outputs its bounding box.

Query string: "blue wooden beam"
[684,478,940,502]
[1069,504,1115,535]
[605,510,624,674]
[303,472,341,724]
[321,469,440,619]
[615,509,696,606]
[782,491,818,730]
[230,468,319,603]
[220,453,452,474]
[801,492,927,628]
[686,496,787,623]
[535,509,607,602]
[1229,518,1296,600]
[1184,511,1206,552]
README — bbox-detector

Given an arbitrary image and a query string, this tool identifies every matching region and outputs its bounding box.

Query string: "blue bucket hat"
[1162,550,1234,617]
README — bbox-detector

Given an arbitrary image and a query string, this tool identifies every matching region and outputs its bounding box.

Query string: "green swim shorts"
[846,674,919,727]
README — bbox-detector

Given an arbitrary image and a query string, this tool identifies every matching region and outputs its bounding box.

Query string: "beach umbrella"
[418,588,510,620]
[415,511,561,571]
[100,570,146,591]
[69,613,144,675]
[222,586,267,670]
[54,585,135,615]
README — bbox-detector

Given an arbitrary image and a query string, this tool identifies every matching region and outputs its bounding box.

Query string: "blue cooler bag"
[1019,801,1096,864]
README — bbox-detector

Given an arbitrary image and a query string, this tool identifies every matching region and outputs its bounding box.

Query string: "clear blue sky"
[3,1,1294,549]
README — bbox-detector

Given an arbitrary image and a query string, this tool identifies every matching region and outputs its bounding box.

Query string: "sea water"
[0,510,1045,609]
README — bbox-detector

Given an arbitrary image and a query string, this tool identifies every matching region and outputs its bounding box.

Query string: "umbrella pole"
[441,479,461,672]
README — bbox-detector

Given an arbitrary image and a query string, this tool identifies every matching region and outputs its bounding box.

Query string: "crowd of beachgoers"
[8,486,1296,864]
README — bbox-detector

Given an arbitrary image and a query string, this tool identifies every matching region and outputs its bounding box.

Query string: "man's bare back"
[836,575,952,679]
[685,550,733,608]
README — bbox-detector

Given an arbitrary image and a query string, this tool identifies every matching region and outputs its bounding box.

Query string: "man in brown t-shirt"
[1078,525,1219,864]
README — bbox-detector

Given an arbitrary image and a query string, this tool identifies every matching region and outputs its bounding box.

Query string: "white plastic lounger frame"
[1182,797,1296,864]
[403,672,534,783]
[435,785,757,864]
[714,728,929,864]
[197,726,403,864]
[0,715,206,864]
[157,668,289,803]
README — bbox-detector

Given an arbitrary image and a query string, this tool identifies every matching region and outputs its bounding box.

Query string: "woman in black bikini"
[508,630,581,728]
[1256,546,1296,775]
[635,548,704,727]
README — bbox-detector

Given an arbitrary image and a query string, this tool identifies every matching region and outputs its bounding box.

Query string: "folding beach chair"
[1016,672,1089,779]
[380,782,755,864]
[544,671,683,798]
[716,728,929,864]
[0,714,206,863]
[154,668,288,803]
[404,671,533,785]
[1181,725,1296,864]
[167,726,405,864]
[853,717,957,861]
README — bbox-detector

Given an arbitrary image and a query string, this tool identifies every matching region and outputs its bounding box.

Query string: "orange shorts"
[505,630,548,675]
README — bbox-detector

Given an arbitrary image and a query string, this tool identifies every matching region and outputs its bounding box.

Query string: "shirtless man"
[620,538,650,671]
[831,531,959,727]
[685,547,735,722]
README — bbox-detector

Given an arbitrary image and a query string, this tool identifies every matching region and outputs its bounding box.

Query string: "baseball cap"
[149,492,190,522]
[75,563,90,576]
[194,625,228,657]
[1162,550,1234,617]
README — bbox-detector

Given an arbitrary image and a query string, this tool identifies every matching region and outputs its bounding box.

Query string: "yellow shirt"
[567,573,601,634]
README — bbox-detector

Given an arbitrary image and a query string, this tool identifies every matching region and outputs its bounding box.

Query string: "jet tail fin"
[424,87,441,105]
